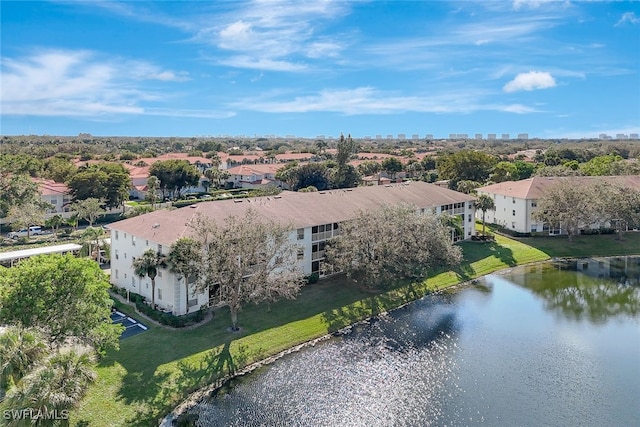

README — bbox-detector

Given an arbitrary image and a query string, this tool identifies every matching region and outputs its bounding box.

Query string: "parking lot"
[110,310,148,339]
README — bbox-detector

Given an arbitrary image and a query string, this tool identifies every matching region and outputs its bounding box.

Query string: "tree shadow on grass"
[122,341,251,427]
[321,291,396,333]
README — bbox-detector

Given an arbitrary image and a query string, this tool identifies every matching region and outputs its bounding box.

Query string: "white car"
[8,226,43,239]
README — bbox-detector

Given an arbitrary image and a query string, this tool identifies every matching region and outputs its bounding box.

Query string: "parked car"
[8,226,43,239]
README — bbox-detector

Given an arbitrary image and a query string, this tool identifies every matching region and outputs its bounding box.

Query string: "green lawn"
[73,232,636,426]
[513,232,640,258]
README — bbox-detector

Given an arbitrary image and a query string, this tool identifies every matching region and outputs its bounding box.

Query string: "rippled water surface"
[187,258,640,426]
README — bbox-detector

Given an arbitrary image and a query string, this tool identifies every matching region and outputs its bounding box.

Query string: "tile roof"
[32,178,70,196]
[226,164,285,175]
[477,175,640,199]
[109,181,475,246]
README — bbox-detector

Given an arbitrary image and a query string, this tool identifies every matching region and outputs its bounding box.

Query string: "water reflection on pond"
[184,257,640,427]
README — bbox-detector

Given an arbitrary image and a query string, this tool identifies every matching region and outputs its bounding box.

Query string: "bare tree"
[325,204,462,289]
[533,179,597,241]
[192,210,304,331]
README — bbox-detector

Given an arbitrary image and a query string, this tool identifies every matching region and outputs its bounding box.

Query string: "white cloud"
[503,71,556,92]
[194,0,351,71]
[512,0,564,11]
[230,87,541,115]
[616,12,639,27]
[0,49,216,118]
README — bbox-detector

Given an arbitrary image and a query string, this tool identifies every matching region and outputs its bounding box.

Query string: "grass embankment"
[74,232,639,426]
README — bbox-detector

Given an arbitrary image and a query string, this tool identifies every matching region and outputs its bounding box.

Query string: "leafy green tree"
[67,163,130,209]
[0,327,48,391]
[331,164,361,189]
[357,161,382,177]
[513,160,536,179]
[381,157,403,180]
[292,163,332,191]
[5,200,49,237]
[491,161,520,182]
[275,162,300,189]
[204,168,230,190]
[2,350,97,425]
[43,156,77,183]
[132,249,165,309]
[167,238,202,314]
[535,165,584,177]
[0,254,121,352]
[437,150,496,183]
[580,154,624,176]
[71,197,105,226]
[149,160,201,200]
[456,180,481,195]
[193,210,305,331]
[0,154,44,177]
[474,194,495,236]
[0,172,40,223]
[325,204,462,289]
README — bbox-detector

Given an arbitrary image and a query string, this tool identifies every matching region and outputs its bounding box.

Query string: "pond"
[183,257,640,426]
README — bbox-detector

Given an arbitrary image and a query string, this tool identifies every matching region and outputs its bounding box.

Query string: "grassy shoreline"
[73,232,640,426]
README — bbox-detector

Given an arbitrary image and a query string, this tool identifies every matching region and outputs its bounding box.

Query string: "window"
[511,222,516,228]
[124,252,127,259]
[158,289,162,300]
[312,226,318,233]
[132,236,136,246]
[188,299,198,307]
[512,210,516,216]
[297,248,304,260]
[512,198,516,203]
[158,270,163,278]
[115,231,119,240]
[531,201,537,207]
[158,244,163,253]
[115,269,119,278]
[297,228,304,240]
[146,240,149,246]
[131,277,135,286]
[468,214,472,223]
[124,273,127,279]
[115,250,119,260]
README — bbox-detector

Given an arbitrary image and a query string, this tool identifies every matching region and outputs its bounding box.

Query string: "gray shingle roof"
[110,182,475,246]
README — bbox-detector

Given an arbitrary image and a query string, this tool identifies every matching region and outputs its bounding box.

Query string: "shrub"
[306,273,320,284]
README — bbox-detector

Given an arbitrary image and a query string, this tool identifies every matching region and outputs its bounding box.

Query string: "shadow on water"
[507,257,640,324]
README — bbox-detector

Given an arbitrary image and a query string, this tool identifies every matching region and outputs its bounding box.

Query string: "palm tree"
[475,194,496,237]
[0,327,48,390]
[45,214,64,238]
[132,249,165,309]
[3,350,96,426]
[146,176,160,208]
[167,238,202,314]
[81,226,104,263]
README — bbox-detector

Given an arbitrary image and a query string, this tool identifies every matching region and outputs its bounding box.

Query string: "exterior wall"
[476,191,548,234]
[109,194,476,316]
[109,230,208,316]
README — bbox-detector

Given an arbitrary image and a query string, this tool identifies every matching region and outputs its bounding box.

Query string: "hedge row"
[111,285,206,328]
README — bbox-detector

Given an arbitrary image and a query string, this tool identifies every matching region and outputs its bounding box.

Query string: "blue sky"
[1,0,639,139]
